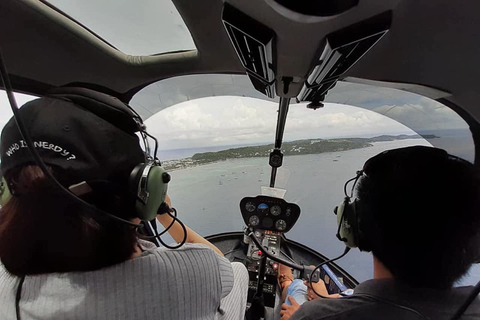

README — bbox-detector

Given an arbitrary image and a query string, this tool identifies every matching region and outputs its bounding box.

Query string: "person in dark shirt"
[281,146,480,320]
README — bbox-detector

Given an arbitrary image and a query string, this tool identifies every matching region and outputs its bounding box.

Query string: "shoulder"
[137,242,231,273]
[139,242,235,298]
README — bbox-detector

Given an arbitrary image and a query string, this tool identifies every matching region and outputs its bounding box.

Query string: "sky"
[143,96,414,150]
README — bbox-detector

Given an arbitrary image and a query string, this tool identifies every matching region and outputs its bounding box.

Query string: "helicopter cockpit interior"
[1,0,480,319]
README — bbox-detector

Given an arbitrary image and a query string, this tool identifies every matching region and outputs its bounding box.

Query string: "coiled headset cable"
[140,207,188,249]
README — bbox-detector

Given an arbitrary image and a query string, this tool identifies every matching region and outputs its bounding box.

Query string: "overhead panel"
[298,12,391,103]
[222,3,276,98]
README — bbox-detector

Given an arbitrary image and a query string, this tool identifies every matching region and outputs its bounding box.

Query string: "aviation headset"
[334,169,368,251]
[333,146,470,251]
[0,87,171,222]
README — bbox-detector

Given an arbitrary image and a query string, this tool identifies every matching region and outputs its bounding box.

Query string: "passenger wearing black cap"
[0,93,248,320]
[282,146,480,320]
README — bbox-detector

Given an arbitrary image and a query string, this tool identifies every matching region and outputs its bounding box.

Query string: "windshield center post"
[269,97,290,187]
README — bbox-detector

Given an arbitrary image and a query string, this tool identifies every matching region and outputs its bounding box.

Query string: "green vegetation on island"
[163,134,435,171]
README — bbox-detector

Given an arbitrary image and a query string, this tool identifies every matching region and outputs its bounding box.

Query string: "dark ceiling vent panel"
[298,11,392,102]
[222,3,276,98]
[274,0,359,17]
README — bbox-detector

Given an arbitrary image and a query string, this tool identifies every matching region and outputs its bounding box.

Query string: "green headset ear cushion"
[135,166,169,221]
[337,199,358,248]
[0,176,12,206]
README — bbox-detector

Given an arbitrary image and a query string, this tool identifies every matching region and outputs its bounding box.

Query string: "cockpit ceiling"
[1,0,480,126]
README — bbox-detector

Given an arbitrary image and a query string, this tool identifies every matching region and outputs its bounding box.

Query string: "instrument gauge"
[270,205,281,216]
[245,202,256,212]
[249,215,260,226]
[257,203,269,214]
[275,219,287,231]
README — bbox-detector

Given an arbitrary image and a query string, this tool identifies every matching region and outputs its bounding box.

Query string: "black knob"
[334,206,338,215]
[162,172,171,183]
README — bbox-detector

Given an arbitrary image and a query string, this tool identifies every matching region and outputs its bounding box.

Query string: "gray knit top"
[0,242,236,320]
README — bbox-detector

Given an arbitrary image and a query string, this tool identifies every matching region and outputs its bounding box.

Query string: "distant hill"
[163,134,436,170]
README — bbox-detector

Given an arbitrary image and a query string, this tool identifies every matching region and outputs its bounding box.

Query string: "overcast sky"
[144,96,415,150]
[0,91,417,151]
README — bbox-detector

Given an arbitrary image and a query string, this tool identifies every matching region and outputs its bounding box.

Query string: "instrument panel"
[240,195,300,233]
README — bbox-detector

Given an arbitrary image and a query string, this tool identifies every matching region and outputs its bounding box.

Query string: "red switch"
[272,263,278,270]
[258,250,263,256]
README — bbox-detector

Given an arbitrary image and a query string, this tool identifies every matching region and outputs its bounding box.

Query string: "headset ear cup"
[336,198,358,248]
[0,176,12,206]
[136,166,169,221]
[129,163,171,221]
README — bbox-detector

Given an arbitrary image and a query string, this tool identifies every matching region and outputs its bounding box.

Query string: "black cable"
[308,247,351,299]
[350,172,361,197]
[343,176,358,197]
[144,131,159,161]
[140,209,177,240]
[0,49,142,229]
[450,280,480,320]
[344,170,363,198]
[15,276,25,320]
[139,208,187,249]
[156,209,187,249]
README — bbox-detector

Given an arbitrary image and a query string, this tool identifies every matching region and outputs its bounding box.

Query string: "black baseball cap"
[0,93,146,190]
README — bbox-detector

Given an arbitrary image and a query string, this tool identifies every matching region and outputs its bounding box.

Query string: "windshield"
[45,0,196,56]
[131,77,478,286]
[0,81,477,286]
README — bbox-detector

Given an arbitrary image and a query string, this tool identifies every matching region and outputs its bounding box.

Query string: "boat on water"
[1,0,479,319]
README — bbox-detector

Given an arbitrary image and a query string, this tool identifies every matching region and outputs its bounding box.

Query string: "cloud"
[326,82,468,131]
[145,96,415,150]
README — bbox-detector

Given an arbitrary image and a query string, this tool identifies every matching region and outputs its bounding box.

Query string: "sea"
[163,139,479,286]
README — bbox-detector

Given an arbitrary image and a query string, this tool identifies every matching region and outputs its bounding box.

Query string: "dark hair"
[356,154,480,289]
[0,165,138,276]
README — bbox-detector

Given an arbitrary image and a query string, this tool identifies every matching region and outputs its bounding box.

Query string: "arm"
[156,195,224,257]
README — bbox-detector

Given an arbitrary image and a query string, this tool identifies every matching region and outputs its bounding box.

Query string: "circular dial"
[245,202,256,212]
[270,205,281,216]
[275,219,287,231]
[257,203,269,214]
[249,215,260,226]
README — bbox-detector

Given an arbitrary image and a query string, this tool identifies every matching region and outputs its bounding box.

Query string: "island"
[161,134,437,171]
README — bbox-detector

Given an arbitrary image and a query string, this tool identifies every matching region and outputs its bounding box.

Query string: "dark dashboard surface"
[240,195,300,233]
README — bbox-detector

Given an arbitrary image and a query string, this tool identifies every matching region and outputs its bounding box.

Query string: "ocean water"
[166,139,479,286]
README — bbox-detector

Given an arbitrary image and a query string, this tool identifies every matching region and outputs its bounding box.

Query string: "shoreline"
[162,138,427,171]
